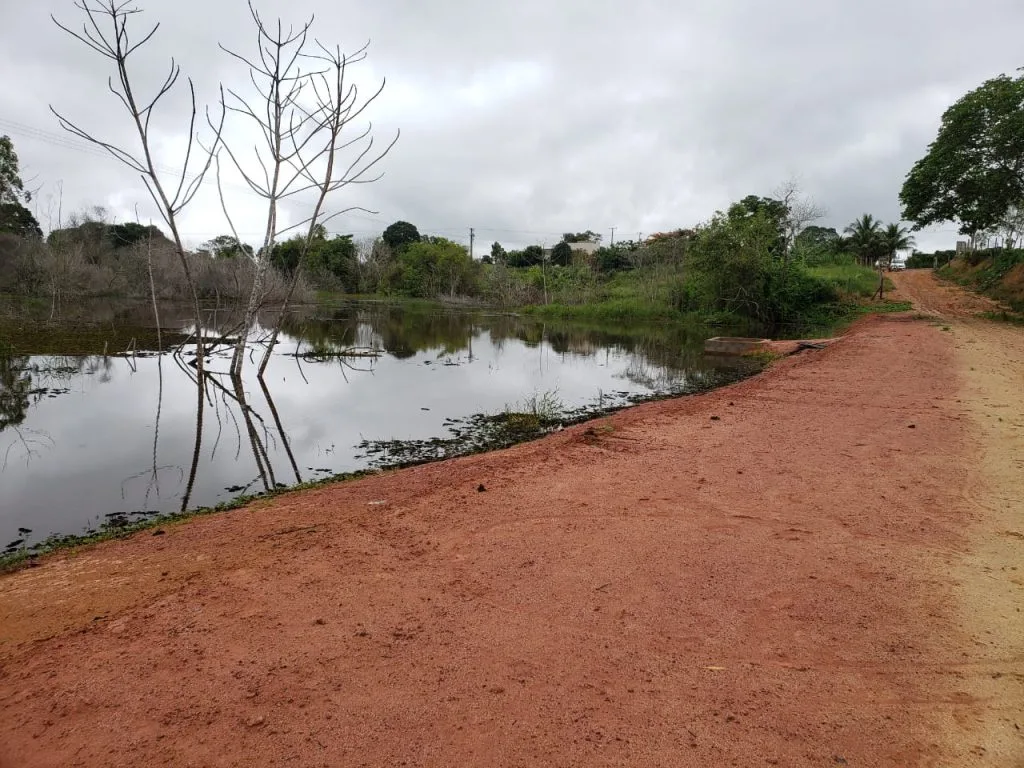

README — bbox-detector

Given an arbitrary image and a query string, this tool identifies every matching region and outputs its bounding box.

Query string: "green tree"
[382,220,421,252]
[684,210,836,324]
[879,223,915,268]
[900,72,1024,236]
[506,246,544,268]
[792,225,842,265]
[0,203,42,239]
[396,237,474,297]
[727,195,788,255]
[794,225,840,252]
[271,230,358,290]
[270,237,304,274]
[595,246,629,273]
[0,137,40,239]
[308,235,358,290]
[489,241,506,264]
[550,240,573,267]
[200,234,254,259]
[562,230,601,244]
[108,222,168,249]
[0,136,30,206]
[844,214,885,266]
[0,346,32,431]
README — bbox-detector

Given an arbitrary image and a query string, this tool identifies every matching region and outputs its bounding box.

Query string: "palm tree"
[844,214,883,267]
[879,223,916,268]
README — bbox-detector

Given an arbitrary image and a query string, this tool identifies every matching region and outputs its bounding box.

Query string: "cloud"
[2,0,1022,252]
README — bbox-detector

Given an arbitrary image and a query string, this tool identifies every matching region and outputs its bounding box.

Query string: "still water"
[1,301,753,549]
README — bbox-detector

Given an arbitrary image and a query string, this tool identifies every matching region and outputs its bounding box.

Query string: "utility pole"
[610,226,616,247]
[541,242,549,305]
[469,227,475,260]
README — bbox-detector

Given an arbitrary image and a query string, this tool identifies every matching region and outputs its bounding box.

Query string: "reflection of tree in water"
[9,302,755,536]
[0,347,58,468]
[175,367,303,512]
[0,348,31,431]
[279,304,735,380]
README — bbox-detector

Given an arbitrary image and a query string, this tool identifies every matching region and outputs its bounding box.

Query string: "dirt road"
[1,272,1021,767]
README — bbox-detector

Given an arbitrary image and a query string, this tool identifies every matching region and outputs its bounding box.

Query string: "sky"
[2,0,1023,253]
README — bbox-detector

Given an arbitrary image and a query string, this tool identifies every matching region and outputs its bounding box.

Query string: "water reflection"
[1,302,754,549]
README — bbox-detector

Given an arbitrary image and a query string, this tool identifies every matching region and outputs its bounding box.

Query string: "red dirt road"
[1,273,1022,767]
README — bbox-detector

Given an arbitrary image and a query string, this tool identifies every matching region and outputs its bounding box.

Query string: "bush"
[683,210,839,325]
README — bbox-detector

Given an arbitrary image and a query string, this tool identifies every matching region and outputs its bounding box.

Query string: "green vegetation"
[514,213,899,332]
[939,248,1024,313]
[0,135,40,240]
[806,263,889,298]
[521,298,684,323]
[901,71,1024,238]
[1,121,916,335]
[905,251,954,269]
[271,226,358,291]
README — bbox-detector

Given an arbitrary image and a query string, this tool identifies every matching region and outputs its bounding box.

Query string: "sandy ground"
[0,271,1021,767]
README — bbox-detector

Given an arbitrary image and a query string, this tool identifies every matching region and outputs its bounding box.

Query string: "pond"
[0,300,757,553]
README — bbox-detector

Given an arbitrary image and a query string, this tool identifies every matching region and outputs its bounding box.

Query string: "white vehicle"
[889,260,906,271]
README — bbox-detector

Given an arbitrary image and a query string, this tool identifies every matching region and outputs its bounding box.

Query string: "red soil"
[1,273,1021,767]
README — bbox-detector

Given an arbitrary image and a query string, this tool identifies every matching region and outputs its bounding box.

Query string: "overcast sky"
[2,0,1023,253]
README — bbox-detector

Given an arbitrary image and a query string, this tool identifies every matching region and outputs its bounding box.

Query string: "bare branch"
[215,153,252,264]
[277,205,378,236]
[49,107,147,172]
[52,0,221,372]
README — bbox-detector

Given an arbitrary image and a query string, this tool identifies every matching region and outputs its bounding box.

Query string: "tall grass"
[805,262,881,298]
[520,299,682,323]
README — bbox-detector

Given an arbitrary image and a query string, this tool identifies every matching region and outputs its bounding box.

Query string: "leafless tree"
[775,178,826,262]
[981,206,1024,249]
[214,2,399,378]
[51,0,225,366]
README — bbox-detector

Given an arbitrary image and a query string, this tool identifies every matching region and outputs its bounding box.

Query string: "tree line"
[0,129,912,327]
[5,57,1021,325]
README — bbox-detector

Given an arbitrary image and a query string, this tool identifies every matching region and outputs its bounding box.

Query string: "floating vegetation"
[355,366,755,471]
[285,345,381,363]
[0,322,191,356]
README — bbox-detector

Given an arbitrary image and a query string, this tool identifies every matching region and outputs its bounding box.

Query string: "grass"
[806,263,891,299]
[519,298,682,323]
[508,389,563,422]
[743,348,784,366]
[776,298,912,340]
[939,250,1024,310]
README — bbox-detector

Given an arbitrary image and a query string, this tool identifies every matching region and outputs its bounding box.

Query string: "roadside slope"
[0,278,1021,766]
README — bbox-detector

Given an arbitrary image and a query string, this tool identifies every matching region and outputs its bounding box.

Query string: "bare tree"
[51,0,224,365]
[983,206,1024,249]
[214,3,398,378]
[775,178,826,262]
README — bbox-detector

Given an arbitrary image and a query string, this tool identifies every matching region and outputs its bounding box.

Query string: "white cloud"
[1,0,1021,254]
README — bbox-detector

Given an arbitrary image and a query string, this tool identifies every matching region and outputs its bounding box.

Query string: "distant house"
[542,241,600,257]
[567,241,600,255]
